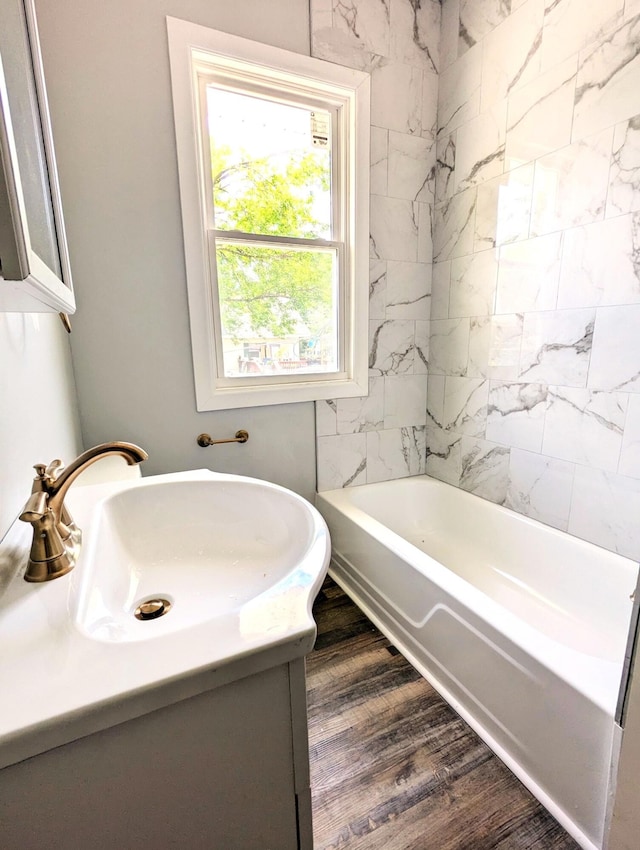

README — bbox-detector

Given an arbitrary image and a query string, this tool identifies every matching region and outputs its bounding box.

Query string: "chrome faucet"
[19,442,148,582]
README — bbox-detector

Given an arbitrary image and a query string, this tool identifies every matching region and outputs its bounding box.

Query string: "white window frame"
[167,17,370,411]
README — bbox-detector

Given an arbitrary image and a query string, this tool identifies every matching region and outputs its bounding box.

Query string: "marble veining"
[541,0,625,71]
[391,0,441,74]
[460,438,510,503]
[434,188,477,260]
[518,309,594,386]
[369,319,416,376]
[572,13,640,141]
[435,133,456,204]
[557,213,640,308]
[543,387,628,471]
[530,128,613,236]
[486,382,548,451]
[505,56,577,169]
[458,0,511,55]
[607,115,640,217]
[480,0,544,110]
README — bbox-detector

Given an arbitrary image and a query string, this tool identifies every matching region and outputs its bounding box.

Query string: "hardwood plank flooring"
[307,577,581,850]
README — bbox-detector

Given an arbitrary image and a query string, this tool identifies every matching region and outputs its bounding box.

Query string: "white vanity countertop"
[0,469,330,770]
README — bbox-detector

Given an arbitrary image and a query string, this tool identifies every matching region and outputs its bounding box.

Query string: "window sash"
[206,231,346,385]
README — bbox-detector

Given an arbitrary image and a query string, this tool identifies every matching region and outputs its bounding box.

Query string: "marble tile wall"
[312,0,439,489]
[430,0,640,560]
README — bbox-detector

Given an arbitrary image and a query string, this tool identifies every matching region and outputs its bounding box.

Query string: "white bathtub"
[316,475,639,850]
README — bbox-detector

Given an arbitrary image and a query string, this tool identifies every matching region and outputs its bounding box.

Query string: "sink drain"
[134,598,172,621]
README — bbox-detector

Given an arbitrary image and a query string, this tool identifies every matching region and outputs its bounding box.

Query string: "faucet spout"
[46,442,148,521]
[19,441,148,582]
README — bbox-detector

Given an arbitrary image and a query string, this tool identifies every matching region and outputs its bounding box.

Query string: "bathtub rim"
[316,476,638,718]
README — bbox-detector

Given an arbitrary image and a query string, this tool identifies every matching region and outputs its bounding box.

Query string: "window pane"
[206,87,332,240]
[216,240,338,378]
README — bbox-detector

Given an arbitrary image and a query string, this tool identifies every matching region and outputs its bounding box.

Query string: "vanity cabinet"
[0,659,313,849]
[0,0,74,313]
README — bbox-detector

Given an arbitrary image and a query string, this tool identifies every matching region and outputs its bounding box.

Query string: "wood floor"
[306,577,581,850]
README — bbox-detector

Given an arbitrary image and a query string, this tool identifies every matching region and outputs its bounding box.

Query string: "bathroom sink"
[0,468,329,770]
[74,475,323,642]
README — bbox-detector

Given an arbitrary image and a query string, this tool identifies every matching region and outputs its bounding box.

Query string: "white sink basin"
[74,476,321,642]
[0,468,330,770]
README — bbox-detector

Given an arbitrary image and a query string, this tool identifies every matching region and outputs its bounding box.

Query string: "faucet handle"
[45,459,65,481]
[19,491,49,522]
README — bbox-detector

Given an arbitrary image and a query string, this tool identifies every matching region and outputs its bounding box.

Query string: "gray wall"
[34,0,317,502]
[0,313,82,539]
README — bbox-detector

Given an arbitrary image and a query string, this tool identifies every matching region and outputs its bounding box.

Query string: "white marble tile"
[336,377,385,433]
[310,0,333,31]
[371,61,423,135]
[369,318,416,376]
[370,195,418,261]
[431,261,451,319]
[458,0,511,55]
[386,261,431,319]
[426,372,445,425]
[450,249,499,318]
[331,0,391,58]
[505,56,577,169]
[505,449,575,531]
[543,386,628,471]
[454,104,507,192]
[417,203,434,265]
[366,427,426,482]
[474,164,534,250]
[530,128,613,237]
[311,25,384,72]
[557,213,640,309]
[369,259,387,321]
[317,433,367,490]
[437,42,482,137]
[468,314,524,380]
[435,133,456,205]
[589,305,640,392]
[316,398,337,437]
[434,188,477,261]
[541,0,624,71]
[414,320,430,374]
[519,309,594,386]
[607,116,640,218]
[387,132,434,203]
[460,437,511,503]
[384,374,428,428]
[496,233,562,313]
[467,317,491,378]
[426,425,462,485]
[620,393,640,478]
[573,14,640,141]
[370,126,389,196]
[568,465,640,560]
[390,0,440,73]
[486,381,549,451]
[625,0,640,18]
[442,376,489,436]
[480,0,544,111]
[429,318,470,376]
[440,0,460,71]
[422,71,439,141]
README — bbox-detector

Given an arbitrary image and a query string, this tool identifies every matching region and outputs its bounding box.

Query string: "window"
[167,17,370,410]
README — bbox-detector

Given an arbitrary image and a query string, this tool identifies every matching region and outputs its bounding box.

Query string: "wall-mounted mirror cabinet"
[0,0,74,313]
